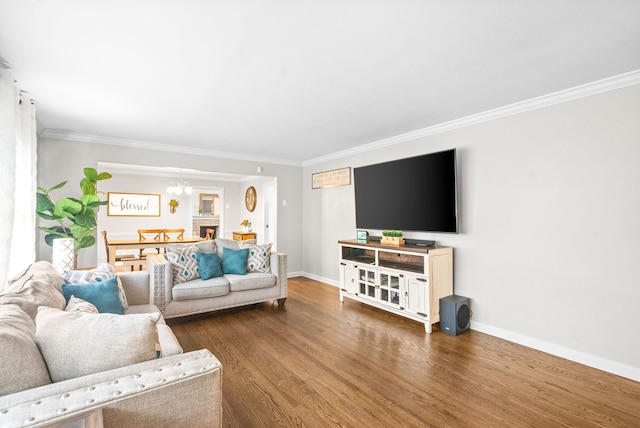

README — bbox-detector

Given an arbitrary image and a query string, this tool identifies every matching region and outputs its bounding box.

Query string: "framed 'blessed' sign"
[107,192,161,217]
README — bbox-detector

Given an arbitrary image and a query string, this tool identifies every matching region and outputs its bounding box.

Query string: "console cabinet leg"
[425,322,432,334]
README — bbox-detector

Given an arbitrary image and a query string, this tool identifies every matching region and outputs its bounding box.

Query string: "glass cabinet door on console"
[357,267,377,301]
[378,271,402,309]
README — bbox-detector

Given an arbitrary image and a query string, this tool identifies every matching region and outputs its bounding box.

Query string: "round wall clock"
[245,186,257,212]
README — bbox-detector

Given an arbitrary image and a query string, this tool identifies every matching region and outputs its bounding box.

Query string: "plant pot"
[52,238,76,272]
[381,236,405,246]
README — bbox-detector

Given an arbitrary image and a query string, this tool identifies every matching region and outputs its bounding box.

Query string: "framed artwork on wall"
[107,192,161,217]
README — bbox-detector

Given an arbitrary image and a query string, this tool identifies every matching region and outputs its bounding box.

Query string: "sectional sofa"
[0,262,222,428]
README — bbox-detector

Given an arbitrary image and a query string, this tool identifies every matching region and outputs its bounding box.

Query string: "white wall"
[34,83,639,380]
[36,139,303,272]
[302,84,640,380]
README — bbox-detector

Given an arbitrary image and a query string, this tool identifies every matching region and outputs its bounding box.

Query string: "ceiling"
[1,1,639,165]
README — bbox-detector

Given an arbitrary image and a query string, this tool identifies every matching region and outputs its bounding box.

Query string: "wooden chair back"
[137,229,163,257]
[137,229,163,242]
[162,228,185,241]
[205,228,215,240]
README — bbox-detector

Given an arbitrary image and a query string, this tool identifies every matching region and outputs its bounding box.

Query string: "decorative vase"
[241,226,250,233]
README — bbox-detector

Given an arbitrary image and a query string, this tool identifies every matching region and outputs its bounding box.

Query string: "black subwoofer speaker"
[439,295,471,335]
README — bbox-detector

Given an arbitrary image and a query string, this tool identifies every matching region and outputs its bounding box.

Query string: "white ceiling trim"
[302,69,640,167]
[40,70,640,169]
[39,129,301,167]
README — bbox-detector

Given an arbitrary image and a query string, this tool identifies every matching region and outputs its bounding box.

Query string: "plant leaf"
[84,168,98,181]
[49,181,68,191]
[53,198,82,218]
[80,177,96,195]
[36,193,55,214]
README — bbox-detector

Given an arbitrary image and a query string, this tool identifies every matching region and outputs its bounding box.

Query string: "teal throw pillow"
[222,247,248,275]
[61,276,125,315]
[197,251,223,280]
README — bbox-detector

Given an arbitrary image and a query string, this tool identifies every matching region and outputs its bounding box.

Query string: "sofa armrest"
[270,252,288,300]
[118,271,151,306]
[0,349,222,428]
[146,254,174,314]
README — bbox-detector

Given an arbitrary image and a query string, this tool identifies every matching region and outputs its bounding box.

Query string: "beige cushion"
[63,263,129,309]
[0,304,52,395]
[157,324,183,357]
[172,277,230,301]
[0,261,66,319]
[65,295,99,314]
[215,238,256,259]
[166,239,215,253]
[226,273,276,292]
[35,307,159,382]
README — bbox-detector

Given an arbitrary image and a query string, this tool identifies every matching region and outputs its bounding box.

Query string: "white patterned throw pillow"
[240,243,272,273]
[64,295,99,314]
[166,245,200,283]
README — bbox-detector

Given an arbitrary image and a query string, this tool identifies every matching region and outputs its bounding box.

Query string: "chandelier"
[167,179,193,195]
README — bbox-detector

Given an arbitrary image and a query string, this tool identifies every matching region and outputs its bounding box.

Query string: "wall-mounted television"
[354,148,458,233]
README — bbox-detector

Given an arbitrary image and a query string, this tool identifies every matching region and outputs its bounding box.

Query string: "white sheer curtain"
[0,67,37,289]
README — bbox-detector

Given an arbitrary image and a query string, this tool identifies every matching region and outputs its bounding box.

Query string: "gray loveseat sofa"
[0,262,222,428]
[146,238,287,319]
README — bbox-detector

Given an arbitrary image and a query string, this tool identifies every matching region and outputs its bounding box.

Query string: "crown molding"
[39,70,640,169]
[39,129,303,167]
[302,69,640,167]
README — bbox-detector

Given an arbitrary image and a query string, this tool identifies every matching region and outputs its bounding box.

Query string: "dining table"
[107,236,207,270]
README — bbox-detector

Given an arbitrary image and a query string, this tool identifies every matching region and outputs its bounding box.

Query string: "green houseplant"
[381,230,405,246]
[36,167,112,257]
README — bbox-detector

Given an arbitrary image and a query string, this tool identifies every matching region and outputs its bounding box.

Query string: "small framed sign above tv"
[312,167,351,189]
[353,149,458,233]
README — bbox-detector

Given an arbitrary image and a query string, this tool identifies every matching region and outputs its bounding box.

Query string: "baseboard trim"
[300,272,339,287]
[471,321,640,383]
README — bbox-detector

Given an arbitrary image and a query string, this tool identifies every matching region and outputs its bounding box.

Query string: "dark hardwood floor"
[167,277,640,427]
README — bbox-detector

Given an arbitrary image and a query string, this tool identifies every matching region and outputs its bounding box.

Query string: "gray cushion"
[157,324,183,357]
[172,277,230,301]
[0,304,51,395]
[226,273,276,292]
[215,238,256,260]
[0,261,66,319]
[166,239,215,253]
[35,307,159,382]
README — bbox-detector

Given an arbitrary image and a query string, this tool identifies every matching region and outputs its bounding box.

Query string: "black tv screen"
[354,149,458,233]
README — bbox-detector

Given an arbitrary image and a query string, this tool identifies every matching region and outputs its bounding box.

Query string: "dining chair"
[101,230,139,271]
[162,228,185,241]
[205,228,215,240]
[137,229,163,257]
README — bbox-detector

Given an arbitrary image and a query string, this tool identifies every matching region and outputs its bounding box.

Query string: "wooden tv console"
[338,239,453,333]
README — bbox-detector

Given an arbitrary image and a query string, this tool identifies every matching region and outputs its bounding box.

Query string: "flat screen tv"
[354,148,458,233]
